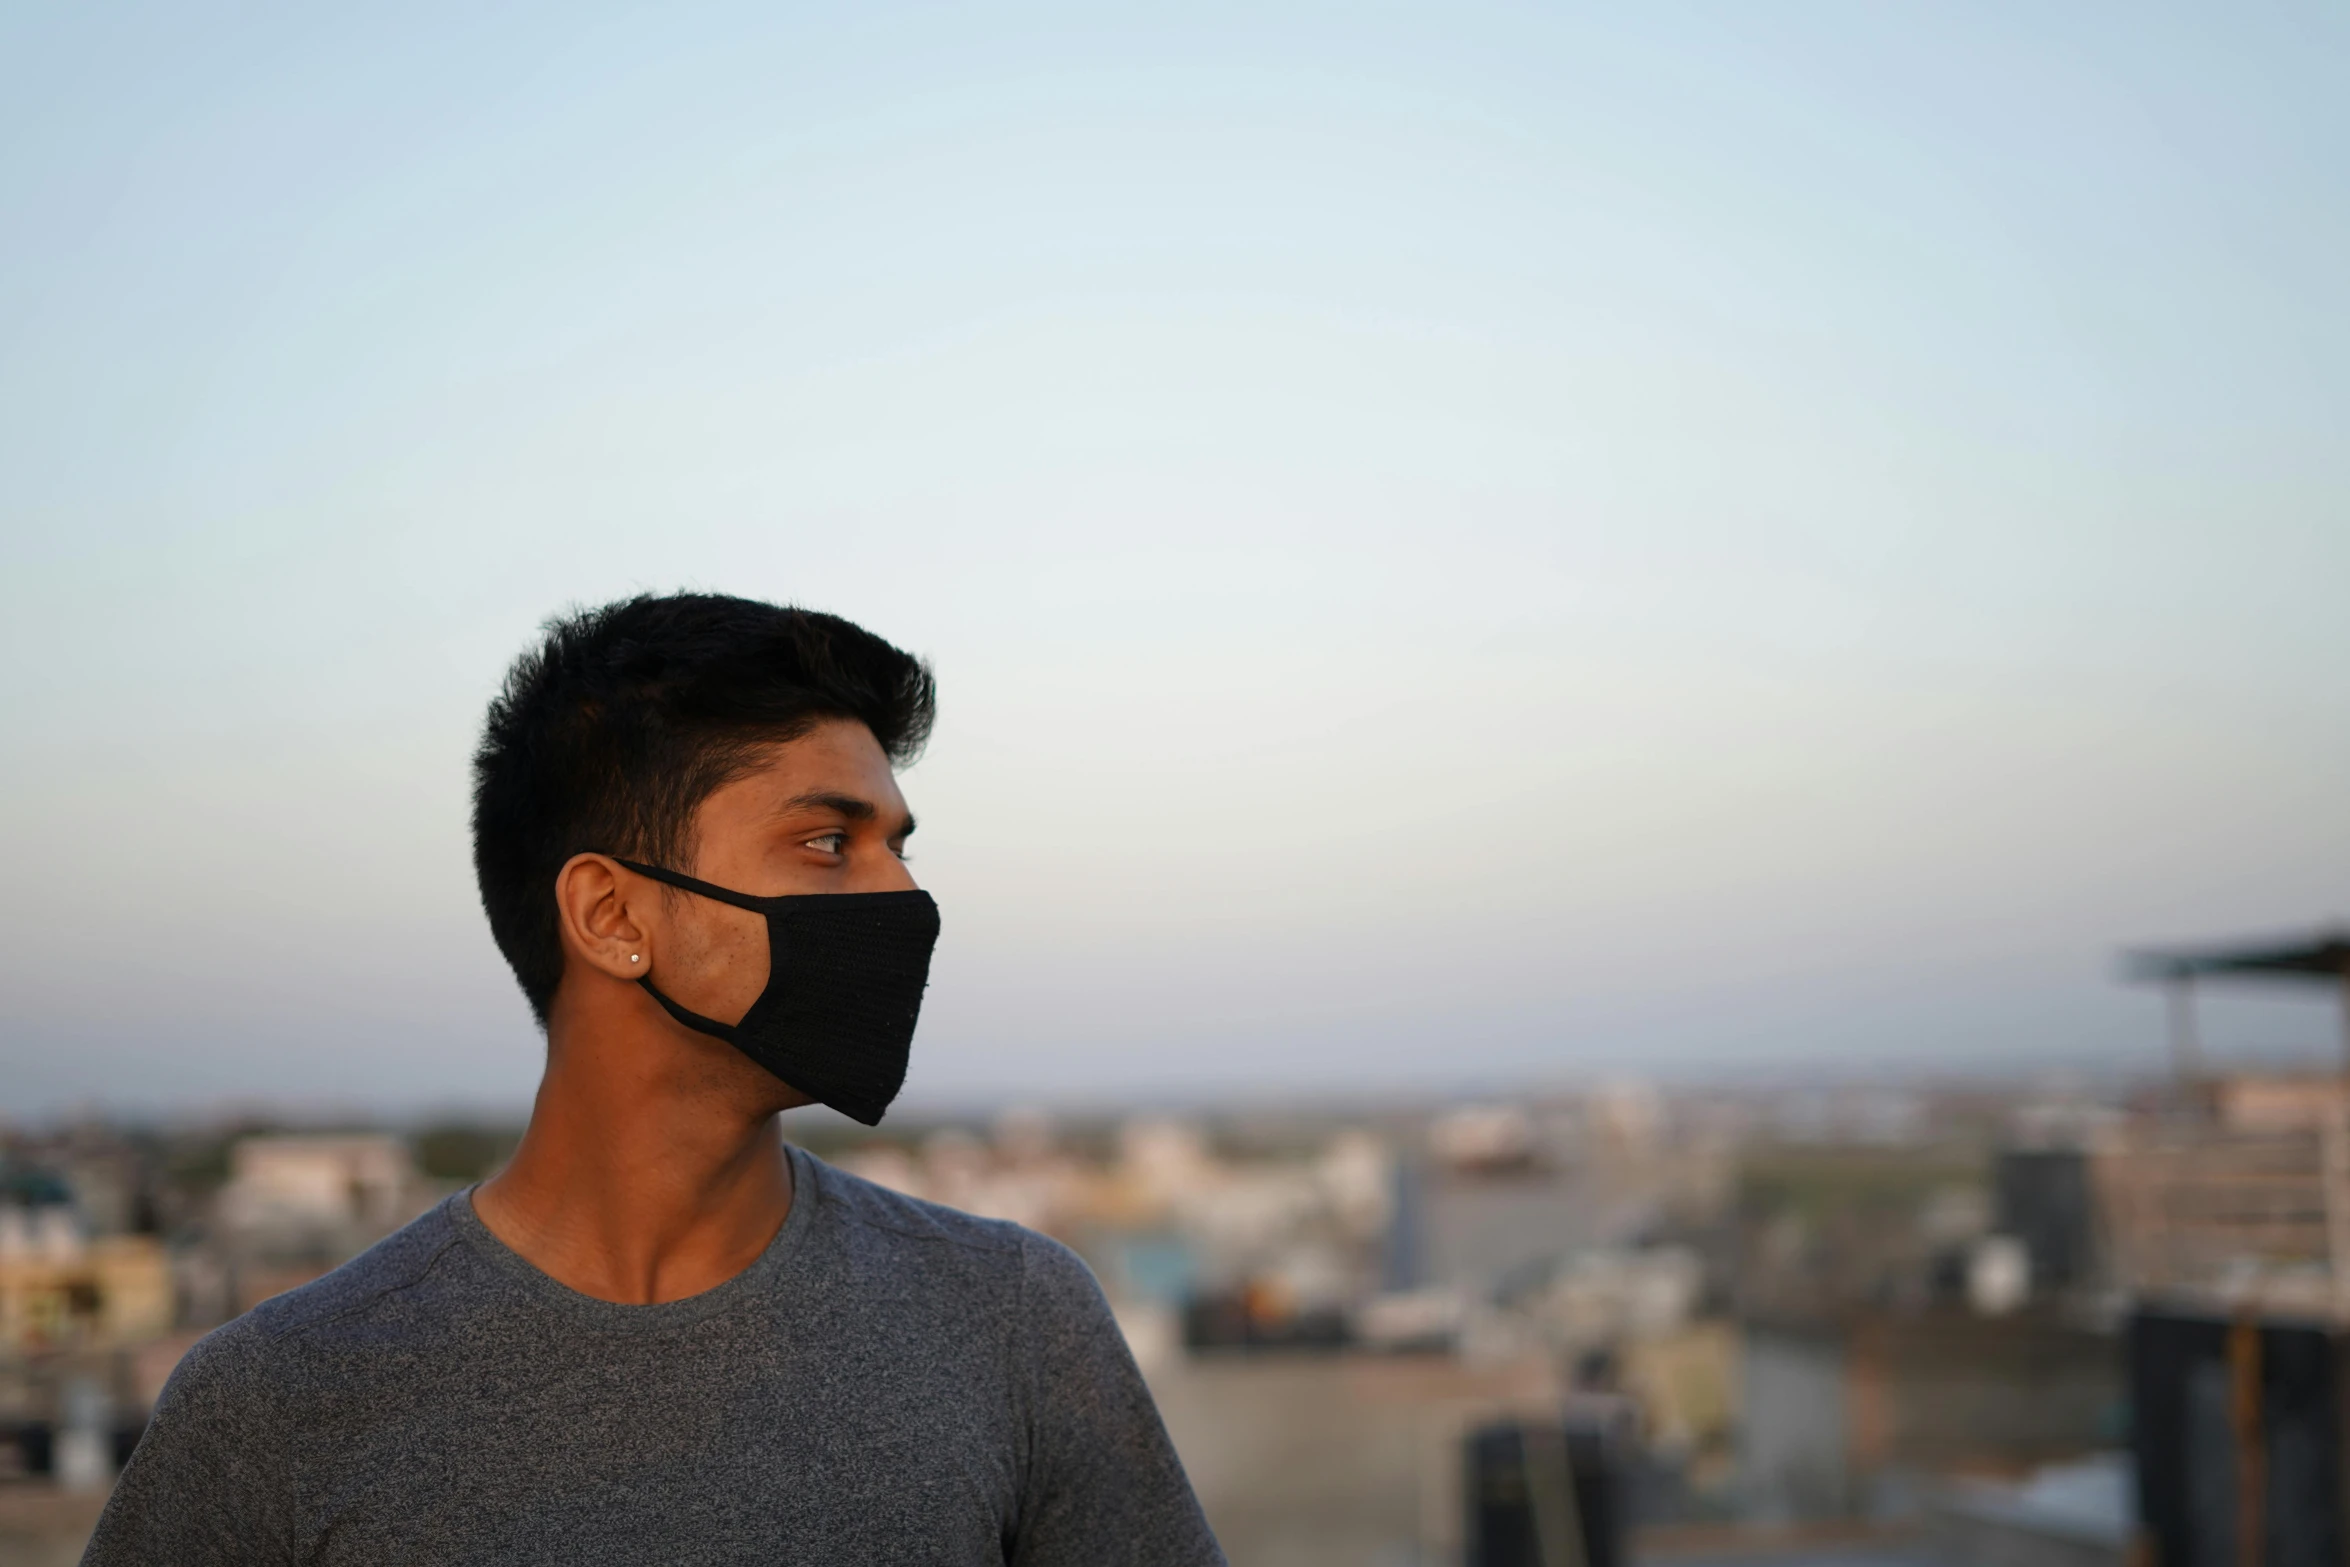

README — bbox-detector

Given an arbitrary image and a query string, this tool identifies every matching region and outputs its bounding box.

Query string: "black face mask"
[613,859,940,1126]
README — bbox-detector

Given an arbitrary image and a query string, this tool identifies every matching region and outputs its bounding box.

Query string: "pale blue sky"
[3,1,2345,1114]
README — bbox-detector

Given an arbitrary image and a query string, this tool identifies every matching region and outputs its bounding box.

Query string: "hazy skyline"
[4,1,2346,1114]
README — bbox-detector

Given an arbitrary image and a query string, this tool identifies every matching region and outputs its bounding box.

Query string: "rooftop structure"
[2123,926,2350,1079]
[2108,924,2350,1323]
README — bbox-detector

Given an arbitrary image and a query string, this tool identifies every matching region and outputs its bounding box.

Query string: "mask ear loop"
[612,858,780,912]
[639,977,742,1044]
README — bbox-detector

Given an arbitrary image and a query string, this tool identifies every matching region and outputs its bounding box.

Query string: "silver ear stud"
[630,954,641,963]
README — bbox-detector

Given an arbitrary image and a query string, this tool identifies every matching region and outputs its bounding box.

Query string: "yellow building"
[0,1234,174,1353]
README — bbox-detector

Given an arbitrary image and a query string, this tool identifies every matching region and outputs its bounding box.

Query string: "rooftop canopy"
[2124,928,2350,985]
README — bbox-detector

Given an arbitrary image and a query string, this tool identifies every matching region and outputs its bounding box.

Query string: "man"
[85,593,1224,1565]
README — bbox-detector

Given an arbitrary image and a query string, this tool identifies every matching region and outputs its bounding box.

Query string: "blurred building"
[2111,927,2350,1567]
[212,1133,439,1312]
[1741,1311,2120,1521]
[0,1213,171,1356]
[216,1133,421,1239]
[1993,1148,2100,1303]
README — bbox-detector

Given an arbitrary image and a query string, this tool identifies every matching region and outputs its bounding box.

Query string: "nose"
[853,849,920,896]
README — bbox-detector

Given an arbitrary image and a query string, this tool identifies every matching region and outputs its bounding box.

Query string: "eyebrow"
[780,791,917,838]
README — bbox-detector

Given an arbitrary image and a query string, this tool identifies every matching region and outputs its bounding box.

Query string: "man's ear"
[554,854,656,984]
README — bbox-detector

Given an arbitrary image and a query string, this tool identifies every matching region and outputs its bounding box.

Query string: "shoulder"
[235,1196,467,1345]
[150,1311,281,1422]
[799,1151,1103,1304]
[803,1151,1030,1263]
[153,1202,470,1425]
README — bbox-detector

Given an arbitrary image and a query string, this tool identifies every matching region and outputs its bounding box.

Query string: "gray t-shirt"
[83,1145,1223,1565]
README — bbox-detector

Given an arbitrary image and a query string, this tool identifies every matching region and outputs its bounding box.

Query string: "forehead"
[711,718,907,816]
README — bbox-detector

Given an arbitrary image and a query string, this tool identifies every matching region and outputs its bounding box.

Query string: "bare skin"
[472,718,918,1304]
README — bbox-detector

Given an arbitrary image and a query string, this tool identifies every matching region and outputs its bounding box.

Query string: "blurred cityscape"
[4,926,2347,1567]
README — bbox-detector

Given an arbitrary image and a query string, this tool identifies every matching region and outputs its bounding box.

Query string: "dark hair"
[471,593,935,1024]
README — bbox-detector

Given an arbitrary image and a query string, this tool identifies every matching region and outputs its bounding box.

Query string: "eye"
[805,832,849,855]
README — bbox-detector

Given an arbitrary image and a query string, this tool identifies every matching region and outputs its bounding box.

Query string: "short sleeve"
[81,1322,298,1566]
[1006,1233,1225,1567]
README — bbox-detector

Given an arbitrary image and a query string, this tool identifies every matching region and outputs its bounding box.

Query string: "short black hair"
[472,593,935,1024]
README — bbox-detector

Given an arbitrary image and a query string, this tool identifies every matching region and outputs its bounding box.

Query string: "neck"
[473,999,794,1305]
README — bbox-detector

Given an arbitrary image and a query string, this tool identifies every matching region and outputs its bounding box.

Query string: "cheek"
[685,905,773,1011]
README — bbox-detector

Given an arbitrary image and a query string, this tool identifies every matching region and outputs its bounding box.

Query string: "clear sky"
[3,1,2345,1115]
